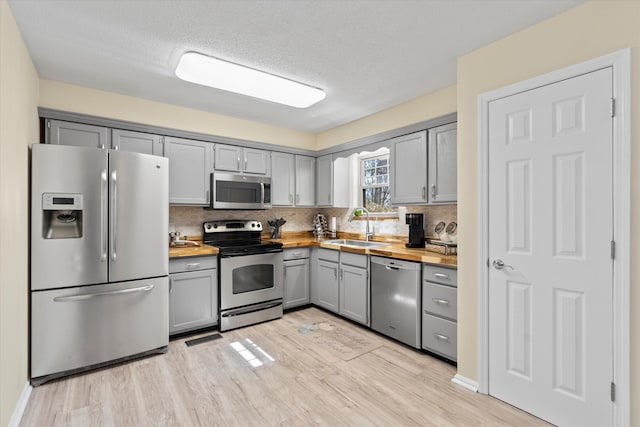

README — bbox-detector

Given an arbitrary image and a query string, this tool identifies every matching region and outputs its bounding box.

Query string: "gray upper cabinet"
[46,119,110,149]
[214,144,242,172]
[295,155,316,206]
[164,136,213,205]
[428,123,457,203]
[112,129,163,156]
[214,144,269,175]
[390,130,428,205]
[316,154,333,207]
[271,152,295,206]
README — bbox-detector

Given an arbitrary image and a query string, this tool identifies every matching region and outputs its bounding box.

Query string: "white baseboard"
[451,374,479,392]
[8,382,32,427]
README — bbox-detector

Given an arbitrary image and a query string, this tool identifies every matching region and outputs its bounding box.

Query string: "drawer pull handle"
[433,333,450,342]
[433,273,450,280]
[291,252,303,258]
[185,263,201,269]
[432,298,450,306]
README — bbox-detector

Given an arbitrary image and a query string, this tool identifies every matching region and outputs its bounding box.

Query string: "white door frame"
[477,49,630,426]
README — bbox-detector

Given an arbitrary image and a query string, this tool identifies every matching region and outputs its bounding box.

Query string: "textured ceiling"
[8,0,582,133]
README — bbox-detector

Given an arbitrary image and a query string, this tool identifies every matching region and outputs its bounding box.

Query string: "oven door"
[219,251,284,310]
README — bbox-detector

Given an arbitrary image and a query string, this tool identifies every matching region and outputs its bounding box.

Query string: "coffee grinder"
[405,213,425,248]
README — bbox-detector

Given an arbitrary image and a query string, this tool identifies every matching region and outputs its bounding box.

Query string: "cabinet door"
[339,264,369,325]
[46,119,110,149]
[164,137,212,205]
[271,152,295,206]
[214,144,242,172]
[169,269,218,335]
[243,148,270,175]
[316,154,333,207]
[428,123,457,203]
[316,260,339,313]
[390,131,427,204]
[283,259,310,309]
[295,155,316,206]
[112,129,163,156]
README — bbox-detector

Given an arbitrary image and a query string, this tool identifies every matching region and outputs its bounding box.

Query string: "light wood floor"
[21,307,549,426]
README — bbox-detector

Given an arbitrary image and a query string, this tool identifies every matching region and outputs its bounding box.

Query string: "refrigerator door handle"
[110,169,118,261]
[100,170,108,261]
[53,284,155,302]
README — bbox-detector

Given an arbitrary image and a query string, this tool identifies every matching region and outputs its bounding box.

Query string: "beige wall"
[39,80,316,150]
[316,85,457,149]
[456,1,640,424]
[0,0,40,425]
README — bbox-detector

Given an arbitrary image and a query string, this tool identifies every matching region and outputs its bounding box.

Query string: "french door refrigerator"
[30,144,169,386]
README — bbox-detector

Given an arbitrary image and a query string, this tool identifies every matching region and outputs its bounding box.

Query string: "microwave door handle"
[260,182,265,204]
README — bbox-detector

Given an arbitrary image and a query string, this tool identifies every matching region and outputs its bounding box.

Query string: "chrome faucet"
[348,207,372,241]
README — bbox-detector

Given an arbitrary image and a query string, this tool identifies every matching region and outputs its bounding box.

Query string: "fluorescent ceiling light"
[175,52,325,108]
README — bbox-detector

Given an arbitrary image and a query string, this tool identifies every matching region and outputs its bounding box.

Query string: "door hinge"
[610,98,615,118]
[611,240,616,260]
[611,382,616,402]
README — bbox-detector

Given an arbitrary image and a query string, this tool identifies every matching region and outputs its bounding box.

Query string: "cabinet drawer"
[318,248,340,263]
[422,282,457,321]
[422,264,457,287]
[340,252,367,268]
[422,314,457,361]
[284,247,310,260]
[169,256,217,273]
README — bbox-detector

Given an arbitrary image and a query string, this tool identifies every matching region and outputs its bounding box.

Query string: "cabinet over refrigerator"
[30,144,169,386]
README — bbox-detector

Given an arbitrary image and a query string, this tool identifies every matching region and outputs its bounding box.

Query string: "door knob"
[492,259,514,271]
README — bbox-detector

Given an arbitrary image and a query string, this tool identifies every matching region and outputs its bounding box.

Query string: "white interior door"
[488,67,613,427]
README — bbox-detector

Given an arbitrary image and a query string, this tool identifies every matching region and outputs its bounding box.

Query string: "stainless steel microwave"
[208,173,272,210]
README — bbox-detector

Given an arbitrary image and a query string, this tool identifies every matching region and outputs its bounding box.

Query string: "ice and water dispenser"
[41,193,83,239]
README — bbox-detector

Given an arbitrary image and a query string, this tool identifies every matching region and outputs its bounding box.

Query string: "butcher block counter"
[168,232,456,267]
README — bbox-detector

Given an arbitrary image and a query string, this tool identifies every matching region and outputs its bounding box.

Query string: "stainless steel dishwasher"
[370,256,421,348]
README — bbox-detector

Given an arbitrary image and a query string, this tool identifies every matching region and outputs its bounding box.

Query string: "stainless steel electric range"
[202,220,283,331]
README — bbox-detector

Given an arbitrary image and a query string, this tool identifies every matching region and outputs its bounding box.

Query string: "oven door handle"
[221,301,282,318]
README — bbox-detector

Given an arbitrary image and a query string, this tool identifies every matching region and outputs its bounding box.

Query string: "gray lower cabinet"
[283,248,310,309]
[421,264,457,361]
[169,256,218,335]
[315,248,340,312]
[164,136,213,205]
[339,252,369,326]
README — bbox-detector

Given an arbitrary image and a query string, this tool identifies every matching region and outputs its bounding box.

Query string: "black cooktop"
[202,220,283,257]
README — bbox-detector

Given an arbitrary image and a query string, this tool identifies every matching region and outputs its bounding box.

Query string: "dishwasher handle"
[371,256,420,271]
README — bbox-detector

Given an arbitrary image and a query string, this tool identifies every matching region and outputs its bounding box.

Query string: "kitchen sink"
[323,239,386,248]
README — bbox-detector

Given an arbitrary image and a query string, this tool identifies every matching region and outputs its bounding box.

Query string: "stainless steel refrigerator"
[30,144,169,385]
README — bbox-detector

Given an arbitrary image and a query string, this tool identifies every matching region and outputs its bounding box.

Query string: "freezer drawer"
[422,313,457,361]
[31,277,169,380]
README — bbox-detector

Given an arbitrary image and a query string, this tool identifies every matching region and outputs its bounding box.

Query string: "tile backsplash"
[170,204,457,240]
[322,204,457,238]
[169,206,319,238]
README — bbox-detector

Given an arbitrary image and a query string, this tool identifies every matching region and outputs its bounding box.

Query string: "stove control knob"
[213,224,218,229]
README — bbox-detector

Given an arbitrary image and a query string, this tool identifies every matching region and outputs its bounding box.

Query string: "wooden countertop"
[169,233,457,268]
[168,241,218,258]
